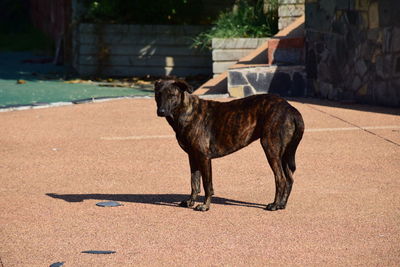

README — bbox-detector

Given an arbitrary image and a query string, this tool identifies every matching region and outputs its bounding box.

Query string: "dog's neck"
[166,93,201,130]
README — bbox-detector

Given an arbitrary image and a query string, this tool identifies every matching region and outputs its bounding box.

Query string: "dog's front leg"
[195,157,214,212]
[179,154,201,208]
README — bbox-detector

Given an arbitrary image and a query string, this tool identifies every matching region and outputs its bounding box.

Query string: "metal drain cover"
[82,250,116,254]
[96,201,123,207]
[49,262,64,267]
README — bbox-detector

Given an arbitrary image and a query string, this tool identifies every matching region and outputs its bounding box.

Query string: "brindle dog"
[154,79,304,211]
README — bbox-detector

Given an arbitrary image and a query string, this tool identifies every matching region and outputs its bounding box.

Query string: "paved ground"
[1,97,399,266]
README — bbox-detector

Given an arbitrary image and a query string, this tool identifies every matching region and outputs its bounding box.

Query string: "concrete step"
[226,16,306,98]
[228,64,306,98]
[267,37,305,65]
[193,16,305,96]
[194,71,228,95]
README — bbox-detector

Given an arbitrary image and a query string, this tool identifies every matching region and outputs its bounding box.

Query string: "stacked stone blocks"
[212,38,269,77]
[278,0,305,30]
[74,24,212,77]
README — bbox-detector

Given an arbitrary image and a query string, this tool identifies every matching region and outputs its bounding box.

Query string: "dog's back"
[186,94,303,159]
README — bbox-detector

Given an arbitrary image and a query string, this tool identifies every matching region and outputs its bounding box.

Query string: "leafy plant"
[0,0,31,33]
[84,0,119,23]
[0,0,53,51]
[192,0,278,50]
[81,0,205,24]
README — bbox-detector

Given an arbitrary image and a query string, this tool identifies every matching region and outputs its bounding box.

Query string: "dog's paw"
[194,204,209,212]
[179,200,195,208]
[265,203,286,211]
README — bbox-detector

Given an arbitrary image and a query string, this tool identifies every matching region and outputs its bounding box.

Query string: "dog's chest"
[172,122,209,154]
[175,126,208,153]
[176,137,189,152]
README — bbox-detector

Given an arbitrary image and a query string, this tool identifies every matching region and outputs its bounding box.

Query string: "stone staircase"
[194,15,306,98]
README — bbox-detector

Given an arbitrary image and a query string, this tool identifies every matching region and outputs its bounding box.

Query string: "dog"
[154,79,304,211]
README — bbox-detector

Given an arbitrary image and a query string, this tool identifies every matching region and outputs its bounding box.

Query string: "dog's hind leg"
[179,154,201,208]
[261,136,287,211]
[280,135,299,207]
[281,161,294,207]
[194,157,214,211]
[280,112,304,207]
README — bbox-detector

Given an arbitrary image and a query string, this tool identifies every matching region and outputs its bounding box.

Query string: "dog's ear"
[173,80,194,94]
[182,90,191,106]
[154,79,163,91]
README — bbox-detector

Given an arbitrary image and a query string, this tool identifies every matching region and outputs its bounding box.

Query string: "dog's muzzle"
[157,108,167,117]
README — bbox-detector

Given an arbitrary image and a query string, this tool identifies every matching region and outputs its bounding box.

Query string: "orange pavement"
[1,97,399,266]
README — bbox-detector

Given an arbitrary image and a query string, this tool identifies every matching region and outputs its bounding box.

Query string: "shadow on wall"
[46,193,266,209]
[74,24,212,78]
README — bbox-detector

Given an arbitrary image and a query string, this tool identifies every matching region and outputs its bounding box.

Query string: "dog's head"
[154,79,193,117]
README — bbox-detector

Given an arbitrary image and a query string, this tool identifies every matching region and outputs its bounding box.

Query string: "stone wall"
[278,0,305,30]
[228,65,306,97]
[73,24,212,77]
[305,0,400,107]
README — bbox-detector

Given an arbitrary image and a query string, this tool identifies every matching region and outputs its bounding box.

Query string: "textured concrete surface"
[0,52,154,108]
[1,97,399,266]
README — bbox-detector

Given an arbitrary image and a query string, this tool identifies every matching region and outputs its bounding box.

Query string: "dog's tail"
[283,108,304,173]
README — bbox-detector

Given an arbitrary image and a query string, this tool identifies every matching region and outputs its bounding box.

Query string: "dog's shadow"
[46,193,265,209]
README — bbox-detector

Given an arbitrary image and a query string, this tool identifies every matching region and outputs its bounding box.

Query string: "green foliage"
[0,27,53,52]
[192,0,279,50]
[81,0,205,24]
[0,0,53,51]
[0,0,31,33]
[84,0,119,23]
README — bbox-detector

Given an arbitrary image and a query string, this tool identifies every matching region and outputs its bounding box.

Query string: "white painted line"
[0,96,152,112]
[100,135,175,141]
[305,125,400,132]
[100,126,400,141]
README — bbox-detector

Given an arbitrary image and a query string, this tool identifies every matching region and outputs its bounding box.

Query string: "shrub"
[192,0,279,50]
[81,0,206,25]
